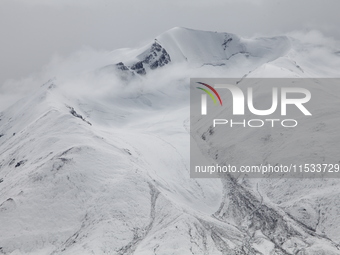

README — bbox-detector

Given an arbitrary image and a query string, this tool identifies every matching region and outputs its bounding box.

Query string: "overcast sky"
[0,0,339,86]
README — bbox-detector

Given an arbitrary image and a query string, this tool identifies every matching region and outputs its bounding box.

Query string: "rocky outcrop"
[117,41,171,76]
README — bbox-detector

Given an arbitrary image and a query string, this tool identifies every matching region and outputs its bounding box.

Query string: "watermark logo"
[196,82,223,115]
[199,83,311,117]
[196,81,312,128]
[190,78,340,178]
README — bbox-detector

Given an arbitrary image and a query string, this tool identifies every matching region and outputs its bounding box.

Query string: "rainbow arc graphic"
[196,82,223,106]
[196,82,223,115]
[196,82,223,105]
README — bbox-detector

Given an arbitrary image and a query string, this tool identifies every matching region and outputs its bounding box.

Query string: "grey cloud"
[0,0,339,110]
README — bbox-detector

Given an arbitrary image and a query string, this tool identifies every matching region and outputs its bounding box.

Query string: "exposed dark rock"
[9,159,15,166]
[116,62,129,71]
[117,183,159,255]
[130,61,146,75]
[0,198,16,213]
[143,42,171,70]
[15,160,26,168]
[209,175,339,254]
[115,62,135,80]
[131,61,144,69]
[66,106,92,126]
[222,36,233,50]
[99,62,135,81]
[125,41,171,75]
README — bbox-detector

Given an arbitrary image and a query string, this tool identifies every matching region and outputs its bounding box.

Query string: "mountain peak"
[109,27,292,77]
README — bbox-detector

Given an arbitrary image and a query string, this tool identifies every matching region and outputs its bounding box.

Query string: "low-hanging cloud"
[1,0,339,89]
[0,47,113,110]
[0,28,339,111]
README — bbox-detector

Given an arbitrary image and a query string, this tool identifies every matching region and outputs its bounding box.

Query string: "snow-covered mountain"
[0,27,340,255]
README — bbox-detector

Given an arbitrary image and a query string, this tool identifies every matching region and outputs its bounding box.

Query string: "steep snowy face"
[1,28,340,255]
[155,27,246,64]
[100,27,338,79]
[107,27,292,76]
[158,28,290,65]
[105,41,172,76]
[156,27,291,67]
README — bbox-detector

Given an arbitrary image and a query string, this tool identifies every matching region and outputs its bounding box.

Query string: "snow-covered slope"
[0,27,340,255]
